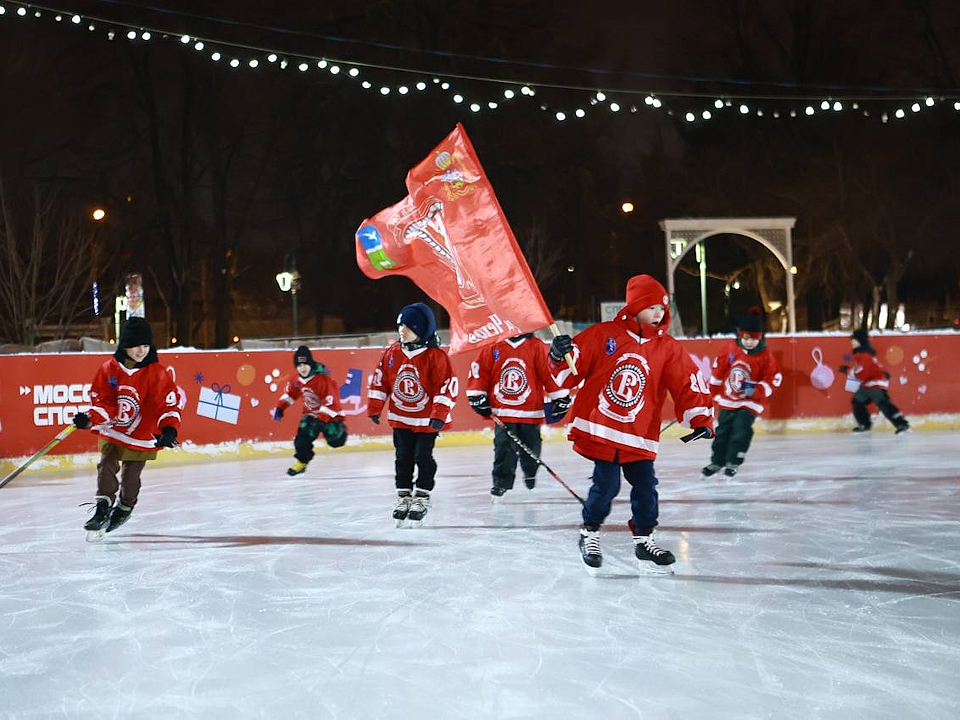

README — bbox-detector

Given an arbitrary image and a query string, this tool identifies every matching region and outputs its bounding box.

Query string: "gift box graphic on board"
[196,382,241,424]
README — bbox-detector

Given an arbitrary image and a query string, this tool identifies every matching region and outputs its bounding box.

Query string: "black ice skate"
[701,463,722,478]
[392,491,412,527]
[579,525,602,569]
[632,534,675,574]
[105,502,133,533]
[851,424,871,433]
[83,496,112,542]
[895,422,910,434]
[523,476,536,490]
[629,520,675,574]
[490,486,508,504]
[723,466,738,478]
[407,491,431,527]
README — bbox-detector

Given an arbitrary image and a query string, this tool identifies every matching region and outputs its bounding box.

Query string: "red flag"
[355,124,553,355]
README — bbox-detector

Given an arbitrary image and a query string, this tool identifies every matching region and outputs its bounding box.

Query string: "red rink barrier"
[1,333,958,459]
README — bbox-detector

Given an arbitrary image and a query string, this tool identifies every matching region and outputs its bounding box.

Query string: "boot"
[579,525,602,568]
[106,501,133,533]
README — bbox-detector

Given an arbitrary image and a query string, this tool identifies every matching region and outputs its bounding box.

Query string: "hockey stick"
[0,424,78,490]
[492,415,585,505]
[660,419,677,432]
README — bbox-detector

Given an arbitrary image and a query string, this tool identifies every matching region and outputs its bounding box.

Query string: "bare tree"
[0,181,103,345]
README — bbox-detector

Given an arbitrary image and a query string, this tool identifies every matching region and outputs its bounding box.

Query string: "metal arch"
[659,218,797,333]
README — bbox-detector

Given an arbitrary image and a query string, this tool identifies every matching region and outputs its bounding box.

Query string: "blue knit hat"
[397,303,436,342]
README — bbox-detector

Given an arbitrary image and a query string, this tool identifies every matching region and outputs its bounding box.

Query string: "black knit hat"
[293,345,314,367]
[118,317,154,349]
[851,328,870,346]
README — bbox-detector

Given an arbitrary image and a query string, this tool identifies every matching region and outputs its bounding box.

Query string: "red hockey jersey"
[466,336,569,424]
[849,349,890,389]
[550,316,714,463]
[709,341,782,416]
[87,357,182,452]
[367,343,457,431]
[275,371,343,420]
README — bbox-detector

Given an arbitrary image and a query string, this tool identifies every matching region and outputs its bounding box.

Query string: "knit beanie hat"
[738,308,765,338]
[397,303,436,342]
[851,328,876,355]
[118,317,154,349]
[622,274,671,328]
[293,345,315,367]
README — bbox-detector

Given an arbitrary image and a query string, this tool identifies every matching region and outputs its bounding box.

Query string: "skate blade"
[638,561,674,576]
[395,517,407,528]
[85,529,106,543]
[409,519,424,528]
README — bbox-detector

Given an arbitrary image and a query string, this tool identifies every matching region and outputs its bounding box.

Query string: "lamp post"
[275,255,300,338]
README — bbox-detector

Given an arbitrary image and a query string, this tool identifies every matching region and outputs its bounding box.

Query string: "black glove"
[469,393,492,418]
[323,419,348,448]
[428,418,444,431]
[838,365,849,374]
[272,407,284,421]
[680,426,713,443]
[548,396,571,422]
[72,411,92,429]
[370,414,380,425]
[154,426,178,448]
[742,384,756,398]
[548,334,573,362]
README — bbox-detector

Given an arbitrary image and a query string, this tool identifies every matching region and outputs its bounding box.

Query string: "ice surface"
[1,431,958,719]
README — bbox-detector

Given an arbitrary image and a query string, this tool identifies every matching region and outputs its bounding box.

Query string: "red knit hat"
[622,275,671,328]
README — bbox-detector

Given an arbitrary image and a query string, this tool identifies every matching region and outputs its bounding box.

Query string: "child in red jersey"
[548,275,714,572]
[72,317,181,539]
[839,329,909,433]
[367,303,457,526]
[702,310,782,478]
[466,333,570,501]
[273,345,347,476]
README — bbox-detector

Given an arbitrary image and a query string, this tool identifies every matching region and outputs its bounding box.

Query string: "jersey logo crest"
[495,358,532,406]
[598,354,649,423]
[605,338,617,355]
[392,366,429,412]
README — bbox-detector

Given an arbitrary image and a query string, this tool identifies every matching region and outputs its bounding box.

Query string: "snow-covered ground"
[1,431,958,719]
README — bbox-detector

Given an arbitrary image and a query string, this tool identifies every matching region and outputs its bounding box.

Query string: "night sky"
[1,1,958,345]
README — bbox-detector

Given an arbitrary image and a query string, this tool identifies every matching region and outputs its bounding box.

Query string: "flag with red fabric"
[355,123,554,355]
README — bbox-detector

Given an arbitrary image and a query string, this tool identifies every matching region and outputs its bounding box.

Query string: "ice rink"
[2,430,958,719]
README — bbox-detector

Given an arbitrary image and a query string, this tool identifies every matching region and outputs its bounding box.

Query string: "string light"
[2,0,958,125]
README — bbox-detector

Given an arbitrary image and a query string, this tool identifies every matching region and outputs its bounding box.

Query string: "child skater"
[702,309,782,478]
[367,302,457,526]
[548,274,714,572]
[73,317,181,540]
[466,333,570,501]
[273,345,347,476]
[840,328,910,433]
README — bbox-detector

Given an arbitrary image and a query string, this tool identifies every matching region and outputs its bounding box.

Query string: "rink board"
[1,332,958,460]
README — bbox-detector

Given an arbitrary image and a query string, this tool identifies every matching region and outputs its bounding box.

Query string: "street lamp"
[275,255,300,338]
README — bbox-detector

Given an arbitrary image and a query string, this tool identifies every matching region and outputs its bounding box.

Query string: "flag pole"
[548,323,578,376]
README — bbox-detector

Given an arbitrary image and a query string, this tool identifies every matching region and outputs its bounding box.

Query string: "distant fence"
[1,331,958,459]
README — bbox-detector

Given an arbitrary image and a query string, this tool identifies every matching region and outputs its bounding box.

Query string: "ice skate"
[490,486,507,505]
[895,422,910,434]
[632,533,675,574]
[723,466,738,478]
[701,463,722,478]
[287,460,308,476]
[851,425,870,433]
[523,476,536,490]
[105,502,133,534]
[392,492,412,527]
[579,525,602,569]
[83,496,112,543]
[407,491,430,527]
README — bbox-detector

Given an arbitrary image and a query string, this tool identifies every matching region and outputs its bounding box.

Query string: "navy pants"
[582,457,659,534]
[393,428,438,492]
